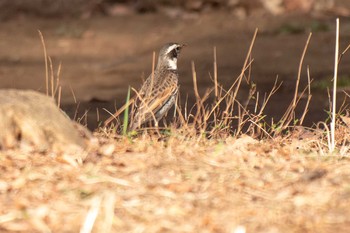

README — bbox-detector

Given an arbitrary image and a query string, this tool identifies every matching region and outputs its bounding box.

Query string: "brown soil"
[1,12,350,129]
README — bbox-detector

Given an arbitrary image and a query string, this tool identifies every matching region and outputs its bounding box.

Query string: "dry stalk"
[254,91,259,113]
[258,78,282,117]
[73,102,80,121]
[148,51,156,98]
[96,108,100,122]
[103,97,136,126]
[175,97,187,127]
[184,94,189,122]
[232,29,258,109]
[38,30,49,96]
[207,59,254,120]
[293,33,312,108]
[318,121,332,152]
[299,66,312,125]
[236,102,243,135]
[54,61,62,96]
[330,18,340,152]
[69,84,77,104]
[38,31,62,106]
[48,56,54,97]
[279,32,312,130]
[248,118,273,139]
[203,29,257,132]
[57,86,62,108]
[191,61,203,129]
[131,88,157,126]
[338,42,350,64]
[213,46,218,98]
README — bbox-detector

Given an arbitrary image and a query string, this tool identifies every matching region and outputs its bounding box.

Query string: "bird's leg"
[155,120,159,128]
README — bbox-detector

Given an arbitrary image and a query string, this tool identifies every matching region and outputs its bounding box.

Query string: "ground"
[1,134,350,232]
[1,8,350,233]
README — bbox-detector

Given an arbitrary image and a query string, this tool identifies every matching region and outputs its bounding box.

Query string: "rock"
[0,89,89,152]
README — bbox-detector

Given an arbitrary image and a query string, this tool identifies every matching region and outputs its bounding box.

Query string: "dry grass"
[1,134,350,232]
[2,21,350,233]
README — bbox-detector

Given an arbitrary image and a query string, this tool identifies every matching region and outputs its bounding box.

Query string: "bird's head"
[157,43,186,70]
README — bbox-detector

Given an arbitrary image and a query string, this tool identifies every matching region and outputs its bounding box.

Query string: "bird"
[128,42,185,130]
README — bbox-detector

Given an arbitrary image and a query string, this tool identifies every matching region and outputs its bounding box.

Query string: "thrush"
[129,42,185,130]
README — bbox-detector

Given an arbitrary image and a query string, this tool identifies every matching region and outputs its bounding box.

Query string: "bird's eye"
[171,49,178,58]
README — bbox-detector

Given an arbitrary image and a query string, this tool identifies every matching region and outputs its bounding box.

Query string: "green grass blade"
[123,86,131,135]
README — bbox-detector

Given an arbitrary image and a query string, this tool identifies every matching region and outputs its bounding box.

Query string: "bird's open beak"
[177,44,186,53]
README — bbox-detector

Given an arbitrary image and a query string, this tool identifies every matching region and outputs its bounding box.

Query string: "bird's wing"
[130,72,178,129]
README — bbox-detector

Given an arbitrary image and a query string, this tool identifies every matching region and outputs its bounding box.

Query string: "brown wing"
[130,71,178,130]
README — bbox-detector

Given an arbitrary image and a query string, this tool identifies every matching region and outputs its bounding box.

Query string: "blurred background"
[0,0,350,129]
